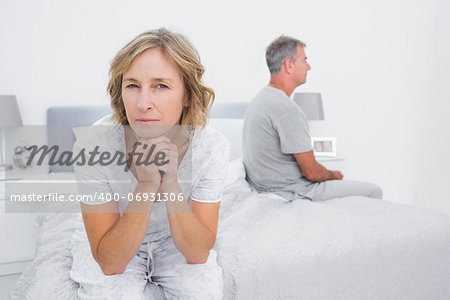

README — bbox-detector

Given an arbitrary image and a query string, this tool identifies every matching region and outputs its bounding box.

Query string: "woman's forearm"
[96,182,158,274]
[168,211,215,264]
[164,184,215,264]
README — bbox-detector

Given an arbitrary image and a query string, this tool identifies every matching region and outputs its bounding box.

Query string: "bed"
[7,104,450,299]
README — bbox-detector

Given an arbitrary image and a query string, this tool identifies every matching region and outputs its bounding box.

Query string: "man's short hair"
[265,35,306,76]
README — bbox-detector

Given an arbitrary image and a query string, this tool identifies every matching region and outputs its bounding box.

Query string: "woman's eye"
[157,83,169,89]
[126,83,139,88]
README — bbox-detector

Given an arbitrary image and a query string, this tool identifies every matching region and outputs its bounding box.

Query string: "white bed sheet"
[7,167,450,299]
[217,179,450,299]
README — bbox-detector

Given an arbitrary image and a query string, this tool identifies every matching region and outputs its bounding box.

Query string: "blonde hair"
[107,28,215,128]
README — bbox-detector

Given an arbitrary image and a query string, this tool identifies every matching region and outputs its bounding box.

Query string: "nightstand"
[0,174,39,276]
[0,170,78,276]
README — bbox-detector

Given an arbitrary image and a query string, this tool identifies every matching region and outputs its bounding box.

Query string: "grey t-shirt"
[243,86,318,201]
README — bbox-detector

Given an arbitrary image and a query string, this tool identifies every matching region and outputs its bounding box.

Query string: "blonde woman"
[69,28,229,299]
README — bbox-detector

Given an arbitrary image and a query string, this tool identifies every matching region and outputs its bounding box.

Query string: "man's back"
[243,86,316,201]
[243,35,382,202]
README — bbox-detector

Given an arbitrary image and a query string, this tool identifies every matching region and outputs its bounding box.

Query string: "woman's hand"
[132,136,171,185]
[158,142,179,185]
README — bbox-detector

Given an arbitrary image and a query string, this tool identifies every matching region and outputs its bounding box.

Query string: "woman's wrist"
[136,180,161,191]
[159,179,180,193]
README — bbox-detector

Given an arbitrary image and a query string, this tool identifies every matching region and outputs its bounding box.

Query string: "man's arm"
[294,150,343,182]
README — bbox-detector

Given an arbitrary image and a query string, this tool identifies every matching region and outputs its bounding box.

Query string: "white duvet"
[7,164,450,299]
[217,181,450,299]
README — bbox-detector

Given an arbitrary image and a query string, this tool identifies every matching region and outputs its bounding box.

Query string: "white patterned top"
[72,114,230,236]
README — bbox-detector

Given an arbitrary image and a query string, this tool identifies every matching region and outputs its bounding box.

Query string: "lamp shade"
[0,95,23,127]
[293,93,325,120]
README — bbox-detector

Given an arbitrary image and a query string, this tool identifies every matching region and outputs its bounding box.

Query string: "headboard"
[208,102,248,119]
[46,102,248,172]
[47,106,112,172]
[208,102,248,160]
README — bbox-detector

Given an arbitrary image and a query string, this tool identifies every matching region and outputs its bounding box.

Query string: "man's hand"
[294,151,344,182]
[330,170,344,180]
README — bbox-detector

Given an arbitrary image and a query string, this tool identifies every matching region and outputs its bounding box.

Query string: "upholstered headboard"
[208,102,248,160]
[46,102,248,172]
[46,106,112,172]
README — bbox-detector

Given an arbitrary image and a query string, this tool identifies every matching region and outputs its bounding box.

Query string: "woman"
[69,28,229,299]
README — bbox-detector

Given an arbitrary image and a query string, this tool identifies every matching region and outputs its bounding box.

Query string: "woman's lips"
[136,119,160,124]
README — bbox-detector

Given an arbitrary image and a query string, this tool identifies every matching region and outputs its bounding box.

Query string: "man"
[243,35,382,202]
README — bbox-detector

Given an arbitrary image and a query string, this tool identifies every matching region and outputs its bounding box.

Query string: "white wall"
[1,0,449,214]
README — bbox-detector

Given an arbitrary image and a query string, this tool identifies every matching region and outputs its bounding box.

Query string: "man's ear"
[284,58,294,75]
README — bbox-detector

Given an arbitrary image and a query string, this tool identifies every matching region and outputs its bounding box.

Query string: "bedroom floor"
[0,274,20,299]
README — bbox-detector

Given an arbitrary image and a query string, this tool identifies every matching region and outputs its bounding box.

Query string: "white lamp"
[293,93,325,120]
[0,95,23,171]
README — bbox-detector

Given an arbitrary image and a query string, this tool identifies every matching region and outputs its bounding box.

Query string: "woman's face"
[122,47,187,133]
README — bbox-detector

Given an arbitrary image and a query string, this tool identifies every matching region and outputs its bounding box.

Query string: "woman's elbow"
[92,249,127,275]
[185,252,210,264]
[98,262,126,275]
[186,255,208,265]
[182,232,216,264]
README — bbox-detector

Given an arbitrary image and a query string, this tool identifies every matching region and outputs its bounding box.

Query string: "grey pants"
[69,217,223,300]
[311,179,383,201]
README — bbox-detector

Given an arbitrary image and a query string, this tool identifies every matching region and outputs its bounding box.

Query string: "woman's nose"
[137,90,154,112]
